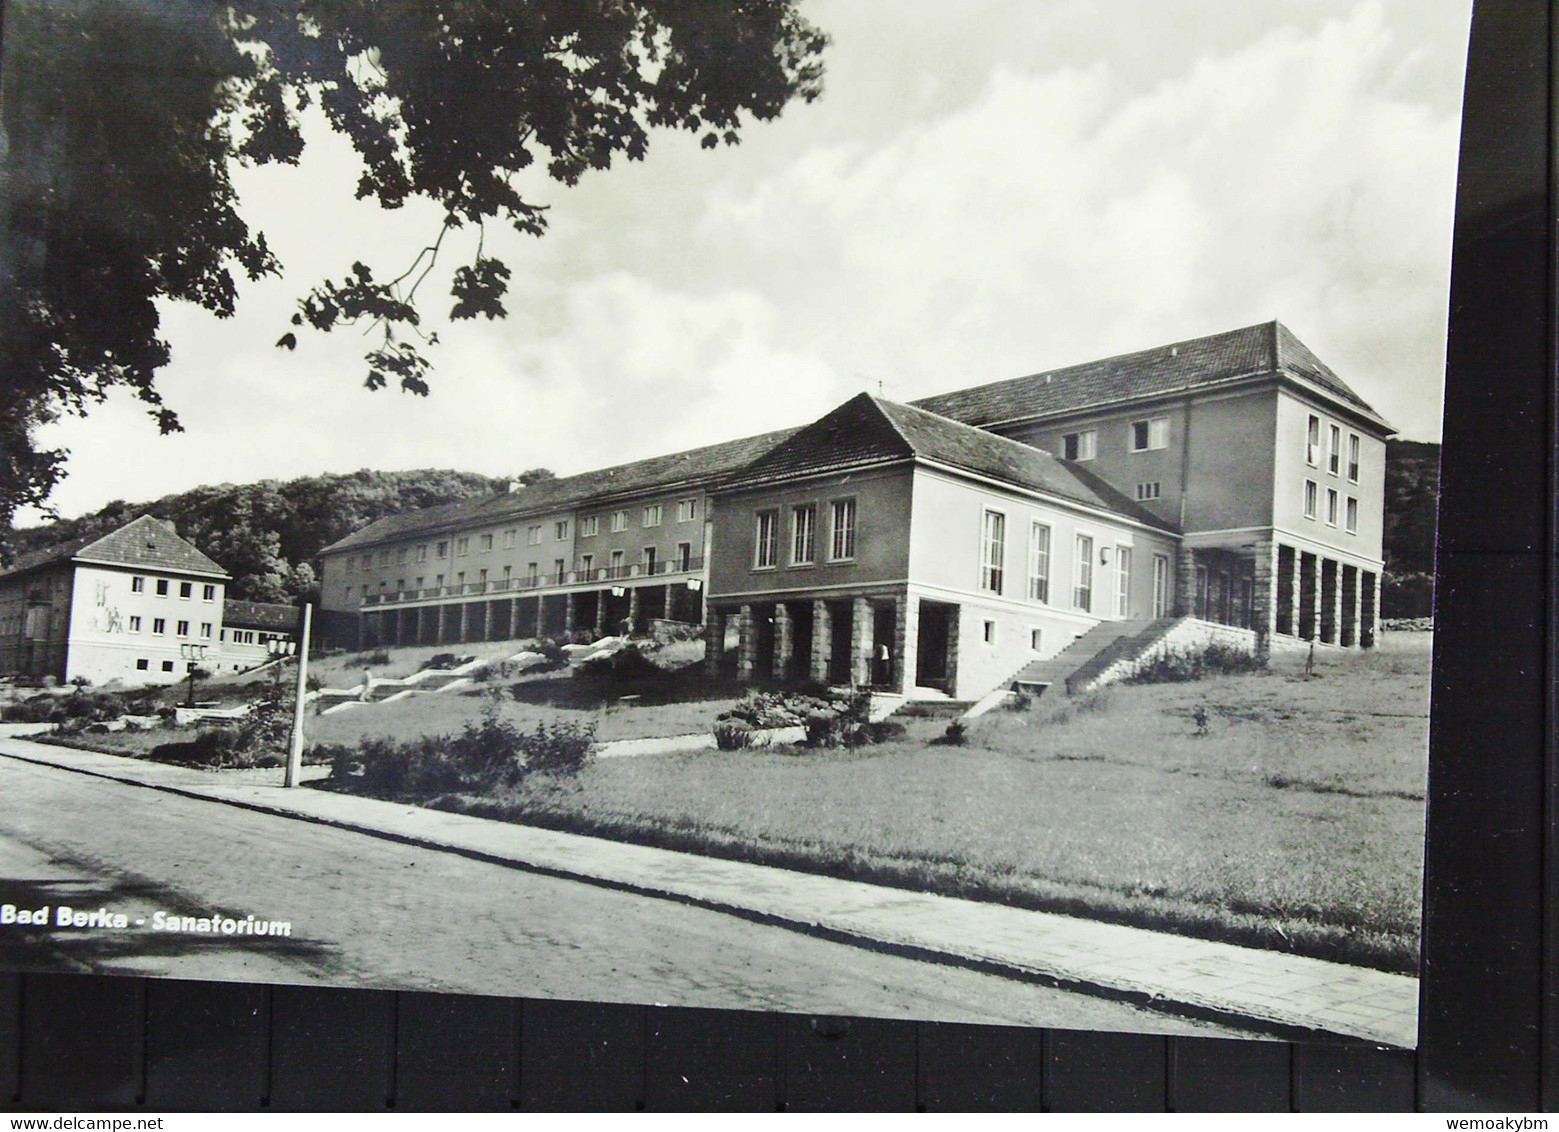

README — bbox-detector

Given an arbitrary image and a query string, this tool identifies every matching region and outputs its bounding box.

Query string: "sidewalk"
[0,738,1418,1047]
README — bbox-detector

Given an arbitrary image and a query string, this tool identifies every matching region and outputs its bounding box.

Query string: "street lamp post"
[179,643,208,707]
[285,603,313,788]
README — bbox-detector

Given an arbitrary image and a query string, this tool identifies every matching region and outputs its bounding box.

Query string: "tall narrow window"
[676,542,692,571]
[528,526,542,545]
[830,499,857,561]
[1115,547,1132,617]
[555,520,570,540]
[1327,424,1341,475]
[610,511,627,533]
[131,576,145,593]
[791,504,816,565]
[1306,415,1321,465]
[578,555,592,580]
[677,498,698,522]
[642,547,657,575]
[526,562,539,586]
[1074,535,1094,610]
[553,558,565,582]
[478,534,493,552]
[1027,522,1051,603]
[609,550,624,577]
[981,510,1006,593]
[1347,434,1361,483]
[1152,554,1170,618]
[754,510,778,569]
[642,505,662,528]
[1345,496,1359,534]
[1303,479,1318,519]
[1326,488,1339,526]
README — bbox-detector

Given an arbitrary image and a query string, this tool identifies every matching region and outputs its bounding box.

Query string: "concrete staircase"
[1009,617,1166,699]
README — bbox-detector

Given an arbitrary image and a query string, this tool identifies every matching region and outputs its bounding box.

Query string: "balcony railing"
[361,557,704,607]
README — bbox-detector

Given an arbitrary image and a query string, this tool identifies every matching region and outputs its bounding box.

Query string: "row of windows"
[1302,481,1361,533]
[124,617,214,639]
[129,577,217,601]
[134,659,179,672]
[753,500,855,570]
[350,543,701,600]
[979,510,1172,617]
[1060,416,1169,463]
[1305,415,1362,483]
[348,500,702,572]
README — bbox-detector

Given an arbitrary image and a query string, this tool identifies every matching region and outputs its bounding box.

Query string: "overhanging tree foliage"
[0,0,828,533]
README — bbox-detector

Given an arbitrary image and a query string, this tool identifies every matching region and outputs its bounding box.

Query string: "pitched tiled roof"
[222,599,300,632]
[722,393,1175,531]
[0,515,228,583]
[321,428,800,554]
[911,321,1392,432]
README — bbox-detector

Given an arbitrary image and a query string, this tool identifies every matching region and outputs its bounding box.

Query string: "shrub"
[931,720,968,746]
[574,645,669,695]
[1126,643,1265,684]
[61,690,125,723]
[149,728,280,769]
[2,694,65,723]
[425,653,469,671]
[516,720,596,775]
[714,720,755,750]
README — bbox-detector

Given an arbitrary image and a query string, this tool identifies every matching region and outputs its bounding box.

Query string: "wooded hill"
[9,442,1440,617]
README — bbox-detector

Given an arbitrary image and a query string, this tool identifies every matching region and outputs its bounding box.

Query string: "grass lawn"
[411,632,1430,973]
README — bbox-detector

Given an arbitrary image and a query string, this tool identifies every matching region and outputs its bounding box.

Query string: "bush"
[574,645,668,694]
[149,728,280,769]
[1126,643,1265,684]
[714,720,755,750]
[2,694,65,723]
[716,687,891,750]
[425,653,470,671]
[931,720,968,746]
[516,720,596,775]
[61,689,125,723]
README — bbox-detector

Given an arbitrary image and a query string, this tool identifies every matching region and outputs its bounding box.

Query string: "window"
[1303,480,1318,519]
[1030,628,1044,652]
[177,581,191,599]
[161,661,174,673]
[677,498,698,523]
[676,542,692,572]
[1348,434,1361,483]
[153,618,166,635]
[1326,488,1339,526]
[479,533,493,552]
[609,550,624,577]
[791,504,816,565]
[455,572,465,591]
[1306,415,1321,465]
[132,576,145,593]
[155,579,169,596]
[437,541,449,558]
[416,577,424,589]
[129,616,141,633]
[642,505,662,528]
[610,511,627,533]
[1130,417,1169,452]
[504,529,517,549]
[642,547,657,574]
[981,510,1006,593]
[553,559,565,582]
[477,569,487,587]
[1135,482,1161,501]
[1074,535,1094,611]
[1327,424,1341,475]
[754,510,779,569]
[202,584,215,601]
[527,526,542,545]
[579,554,594,580]
[580,516,600,538]
[1028,522,1051,602]
[555,520,570,540]
[1115,546,1132,617]
[1346,496,1359,534]
[1152,554,1171,618]
[396,547,407,564]
[200,623,212,639]
[136,659,149,671]
[830,499,857,561]
[455,537,470,556]
[435,574,444,588]
[526,563,540,585]
[416,544,428,563]
[982,620,997,645]
[1062,430,1097,461]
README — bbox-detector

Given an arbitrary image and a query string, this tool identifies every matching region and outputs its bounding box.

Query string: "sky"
[22,0,1472,524]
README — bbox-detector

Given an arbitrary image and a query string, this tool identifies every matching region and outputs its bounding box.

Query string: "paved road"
[0,755,1244,1034]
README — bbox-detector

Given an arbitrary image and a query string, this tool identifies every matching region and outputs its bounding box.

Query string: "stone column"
[627,587,641,635]
[564,592,577,637]
[481,600,492,642]
[894,592,918,695]
[737,603,757,682]
[703,609,725,677]
[944,606,961,698]
[1250,538,1276,655]
[774,602,794,680]
[536,594,546,639]
[1175,545,1197,617]
[850,597,873,687]
[595,591,607,635]
[437,604,448,645]
[458,602,470,643]
[811,600,832,683]
[1323,558,1342,645]
[1288,547,1302,639]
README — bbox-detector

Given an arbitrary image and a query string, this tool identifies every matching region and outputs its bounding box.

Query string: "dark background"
[0,0,1551,1111]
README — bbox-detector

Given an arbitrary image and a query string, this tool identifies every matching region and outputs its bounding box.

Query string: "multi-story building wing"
[911,321,1393,650]
[703,394,1180,698]
[0,515,230,686]
[317,429,797,649]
